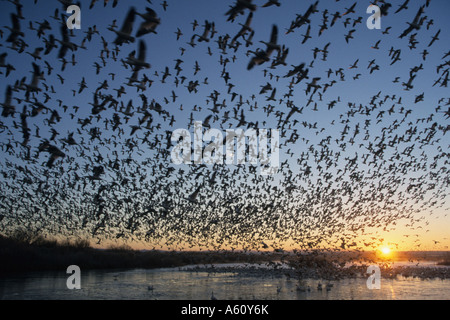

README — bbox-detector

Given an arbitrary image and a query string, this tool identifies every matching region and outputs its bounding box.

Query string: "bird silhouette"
[136,7,161,37]
[110,7,136,46]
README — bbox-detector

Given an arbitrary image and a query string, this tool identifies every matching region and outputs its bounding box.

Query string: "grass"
[0,231,269,274]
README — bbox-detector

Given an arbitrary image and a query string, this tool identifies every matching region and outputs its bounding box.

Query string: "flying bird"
[110,7,136,45]
[136,7,161,37]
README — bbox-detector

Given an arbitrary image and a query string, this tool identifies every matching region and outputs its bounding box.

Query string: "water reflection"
[0,267,449,300]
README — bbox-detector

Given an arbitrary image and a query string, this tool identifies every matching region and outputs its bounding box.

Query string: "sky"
[0,0,449,252]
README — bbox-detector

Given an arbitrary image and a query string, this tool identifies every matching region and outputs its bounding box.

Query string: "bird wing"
[11,13,21,31]
[270,25,278,45]
[400,25,413,38]
[4,85,12,105]
[412,6,424,24]
[60,23,69,43]
[121,7,136,34]
[245,12,253,27]
[349,2,357,12]
[129,49,136,59]
[31,63,41,87]
[145,7,157,18]
[304,3,315,17]
[138,40,146,62]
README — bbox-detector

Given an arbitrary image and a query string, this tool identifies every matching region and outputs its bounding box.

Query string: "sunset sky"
[0,0,449,253]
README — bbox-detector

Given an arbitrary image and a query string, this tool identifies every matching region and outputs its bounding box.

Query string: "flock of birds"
[0,0,449,252]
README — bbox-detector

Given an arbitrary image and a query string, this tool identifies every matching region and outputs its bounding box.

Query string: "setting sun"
[381,247,391,255]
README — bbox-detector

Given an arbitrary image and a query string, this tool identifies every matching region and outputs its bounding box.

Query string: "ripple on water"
[0,266,449,300]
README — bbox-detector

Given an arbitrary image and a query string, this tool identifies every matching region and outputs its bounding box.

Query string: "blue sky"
[0,0,449,251]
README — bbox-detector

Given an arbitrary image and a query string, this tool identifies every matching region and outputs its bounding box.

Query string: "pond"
[1,263,449,300]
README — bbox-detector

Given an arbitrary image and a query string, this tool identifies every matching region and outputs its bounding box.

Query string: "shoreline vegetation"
[1,232,449,279]
[0,232,269,274]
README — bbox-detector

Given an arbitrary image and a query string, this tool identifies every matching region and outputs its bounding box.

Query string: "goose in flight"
[23,63,42,99]
[38,140,66,168]
[399,6,424,38]
[414,92,424,103]
[43,34,57,55]
[136,7,161,37]
[34,20,51,38]
[194,20,213,42]
[174,28,183,40]
[402,74,416,90]
[261,24,281,55]
[110,7,136,46]
[0,53,15,77]
[124,40,151,71]
[247,49,270,70]
[239,11,254,32]
[90,93,109,115]
[284,63,306,78]
[301,24,311,44]
[225,0,256,22]
[26,47,44,61]
[161,1,168,11]
[349,59,359,69]
[57,25,78,59]
[395,0,410,14]
[345,29,356,43]
[266,88,276,101]
[58,0,81,8]
[428,29,440,47]
[6,13,24,43]
[329,11,340,28]
[1,85,16,117]
[380,3,392,16]
[371,40,381,50]
[262,0,281,7]
[287,1,318,33]
[306,77,321,95]
[231,12,253,45]
[443,107,450,119]
[342,2,357,16]
[90,0,119,9]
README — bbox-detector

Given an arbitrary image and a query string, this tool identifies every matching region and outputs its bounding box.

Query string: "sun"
[381,247,391,255]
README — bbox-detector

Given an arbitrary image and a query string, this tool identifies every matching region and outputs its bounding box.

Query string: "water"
[0,265,449,300]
